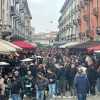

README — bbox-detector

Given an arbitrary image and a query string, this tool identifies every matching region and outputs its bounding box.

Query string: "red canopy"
[87,45,100,52]
[13,40,37,49]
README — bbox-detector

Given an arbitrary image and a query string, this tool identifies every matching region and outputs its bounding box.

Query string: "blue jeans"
[48,83,56,96]
[11,94,21,100]
[36,90,44,100]
[77,94,87,100]
[97,78,100,92]
[56,80,60,95]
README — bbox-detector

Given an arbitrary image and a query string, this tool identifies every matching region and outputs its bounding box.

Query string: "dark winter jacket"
[36,78,48,91]
[87,67,98,82]
[47,73,56,84]
[23,75,35,96]
[11,78,22,94]
[74,74,90,94]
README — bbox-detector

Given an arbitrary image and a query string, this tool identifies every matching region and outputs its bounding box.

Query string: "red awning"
[13,40,37,49]
[88,45,100,52]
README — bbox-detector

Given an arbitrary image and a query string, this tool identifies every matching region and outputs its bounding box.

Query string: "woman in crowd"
[74,68,90,100]
[47,70,56,98]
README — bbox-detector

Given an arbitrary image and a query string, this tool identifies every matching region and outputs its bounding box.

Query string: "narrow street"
[0,0,100,100]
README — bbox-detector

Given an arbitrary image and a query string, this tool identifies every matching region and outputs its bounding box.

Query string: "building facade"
[32,32,57,46]
[58,0,100,45]
[0,0,32,41]
[0,0,11,38]
[79,0,100,40]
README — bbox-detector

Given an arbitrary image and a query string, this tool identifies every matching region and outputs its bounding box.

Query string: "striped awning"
[0,39,22,54]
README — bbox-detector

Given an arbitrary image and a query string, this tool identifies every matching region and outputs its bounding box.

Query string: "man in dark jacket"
[10,71,23,100]
[23,71,35,100]
[47,70,56,97]
[35,74,48,100]
[74,68,90,100]
[87,66,98,95]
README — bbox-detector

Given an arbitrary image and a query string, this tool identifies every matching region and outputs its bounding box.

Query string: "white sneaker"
[67,96,73,99]
[52,95,56,98]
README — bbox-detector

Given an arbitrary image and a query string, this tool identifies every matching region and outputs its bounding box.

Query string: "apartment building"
[58,0,100,45]
[0,0,32,41]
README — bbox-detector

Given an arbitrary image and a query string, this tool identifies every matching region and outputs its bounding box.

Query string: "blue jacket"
[74,74,90,94]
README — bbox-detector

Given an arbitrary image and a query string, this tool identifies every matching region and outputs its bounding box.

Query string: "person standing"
[10,71,22,100]
[35,74,48,100]
[23,71,35,100]
[74,68,89,100]
[47,70,56,98]
[0,73,5,100]
[87,66,98,95]
[97,65,100,93]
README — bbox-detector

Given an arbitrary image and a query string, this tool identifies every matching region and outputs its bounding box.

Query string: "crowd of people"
[0,48,100,100]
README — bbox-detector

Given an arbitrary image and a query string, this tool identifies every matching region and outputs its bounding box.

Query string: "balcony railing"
[80,0,85,9]
[83,15,89,22]
[73,19,78,26]
[15,0,20,4]
[19,4,24,12]
[77,5,81,12]
[77,18,81,25]
[84,0,89,5]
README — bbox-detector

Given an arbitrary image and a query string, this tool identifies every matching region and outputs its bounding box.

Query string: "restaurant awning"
[0,39,22,50]
[59,41,80,48]
[0,40,17,54]
[88,45,100,52]
[70,41,100,49]
[13,40,36,49]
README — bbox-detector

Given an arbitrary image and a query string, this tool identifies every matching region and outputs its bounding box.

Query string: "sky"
[28,0,65,33]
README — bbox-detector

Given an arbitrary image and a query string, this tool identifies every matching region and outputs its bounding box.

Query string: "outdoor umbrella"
[0,62,10,72]
[21,58,33,62]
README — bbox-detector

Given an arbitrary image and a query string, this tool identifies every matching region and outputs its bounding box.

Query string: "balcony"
[83,15,89,22]
[84,0,89,5]
[77,5,81,12]
[93,8,98,17]
[73,19,78,26]
[77,18,81,25]
[0,20,2,26]
[15,0,20,4]
[80,0,85,9]
[1,25,12,37]
[66,24,70,29]
[19,4,24,12]
[86,29,94,40]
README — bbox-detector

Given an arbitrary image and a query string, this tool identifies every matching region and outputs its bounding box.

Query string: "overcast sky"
[28,0,65,33]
